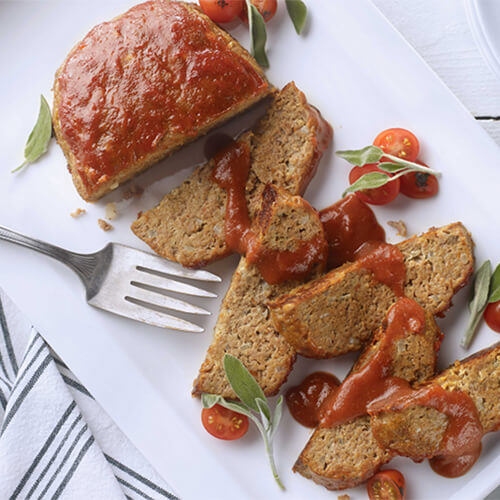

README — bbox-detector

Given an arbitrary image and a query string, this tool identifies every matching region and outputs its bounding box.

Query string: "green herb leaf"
[13,95,52,173]
[255,397,272,428]
[462,260,492,348]
[488,264,500,303]
[285,0,307,35]
[377,162,407,174]
[336,145,384,166]
[342,171,391,197]
[223,353,267,414]
[201,393,254,419]
[246,0,269,68]
[270,395,283,439]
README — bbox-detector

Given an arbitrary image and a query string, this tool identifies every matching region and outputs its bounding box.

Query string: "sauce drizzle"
[318,298,425,428]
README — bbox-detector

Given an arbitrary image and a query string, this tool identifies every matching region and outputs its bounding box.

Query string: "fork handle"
[0,225,98,288]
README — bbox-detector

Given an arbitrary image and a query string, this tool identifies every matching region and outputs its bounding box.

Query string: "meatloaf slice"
[268,223,474,358]
[370,342,500,458]
[193,187,326,398]
[131,82,333,268]
[53,1,272,201]
[294,310,441,490]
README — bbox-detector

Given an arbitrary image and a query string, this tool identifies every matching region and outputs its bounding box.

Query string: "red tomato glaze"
[56,1,269,193]
[286,372,340,428]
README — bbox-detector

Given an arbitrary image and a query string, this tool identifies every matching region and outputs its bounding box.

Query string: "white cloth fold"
[0,287,178,500]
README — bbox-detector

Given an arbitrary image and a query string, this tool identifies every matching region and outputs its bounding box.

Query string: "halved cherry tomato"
[374,128,419,162]
[399,161,439,199]
[484,301,500,333]
[367,469,406,500]
[240,0,278,22]
[199,0,244,23]
[201,404,249,440]
[348,164,400,205]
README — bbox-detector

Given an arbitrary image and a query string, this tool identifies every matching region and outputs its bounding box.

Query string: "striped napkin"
[0,287,179,500]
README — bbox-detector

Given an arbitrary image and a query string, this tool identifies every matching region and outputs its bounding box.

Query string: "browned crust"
[52,1,273,202]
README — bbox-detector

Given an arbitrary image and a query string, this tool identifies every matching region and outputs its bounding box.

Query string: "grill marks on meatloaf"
[370,343,500,458]
[294,311,440,490]
[268,223,474,358]
[193,189,326,398]
[131,82,328,268]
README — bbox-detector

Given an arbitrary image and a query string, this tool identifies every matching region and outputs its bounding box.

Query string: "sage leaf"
[336,145,384,166]
[270,395,283,439]
[488,264,500,303]
[256,398,272,430]
[201,393,254,419]
[285,0,307,35]
[342,171,390,197]
[378,162,407,174]
[13,95,52,173]
[462,260,492,349]
[223,353,267,413]
[246,0,269,68]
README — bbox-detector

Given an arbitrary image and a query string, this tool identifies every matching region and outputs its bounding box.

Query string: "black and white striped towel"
[0,287,179,500]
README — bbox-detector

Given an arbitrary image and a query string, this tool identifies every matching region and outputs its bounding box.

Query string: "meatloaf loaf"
[268,223,474,358]
[131,82,332,267]
[53,0,272,201]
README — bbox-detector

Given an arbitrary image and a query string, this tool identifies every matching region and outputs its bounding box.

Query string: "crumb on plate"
[70,208,86,218]
[337,495,350,500]
[388,220,408,237]
[105,202,118,221]
[98,218,113,231]
[123,183,144,200]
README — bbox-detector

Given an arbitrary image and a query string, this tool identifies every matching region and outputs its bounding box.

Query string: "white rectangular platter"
[1,1,499,498]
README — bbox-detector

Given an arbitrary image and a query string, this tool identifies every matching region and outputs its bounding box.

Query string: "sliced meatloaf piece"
[131,82,333,267]
[294,309,441,490]
[268,223,474,358]
[370,342,500,458]
[53,0,272,201]
[193,187,327,398]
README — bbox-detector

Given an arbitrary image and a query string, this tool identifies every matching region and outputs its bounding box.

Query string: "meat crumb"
[337,495,350,500]
[388,220,408,237]
[123,183,144,200]
[98,219,113,232]
[105,202,118,221]
[70,208,86,218]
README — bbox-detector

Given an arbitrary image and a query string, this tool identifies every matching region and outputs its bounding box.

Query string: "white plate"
[1,1,500,499]
[465,0,500,82]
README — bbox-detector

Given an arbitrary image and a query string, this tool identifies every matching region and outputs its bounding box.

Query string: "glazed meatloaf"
[268,223,474,358]
[370,342,500,458]
[132,82,333,267]
[193,186,327,398]
[294,308,441,490]
[53,0,272,201]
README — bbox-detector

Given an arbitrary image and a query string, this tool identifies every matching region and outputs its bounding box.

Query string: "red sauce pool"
[56,1,269,194]
[319,298,425,428]
[286,372,341,428]
[320,194,386,269]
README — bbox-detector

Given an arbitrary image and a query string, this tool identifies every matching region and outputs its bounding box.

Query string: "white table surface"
[374,0,500,145]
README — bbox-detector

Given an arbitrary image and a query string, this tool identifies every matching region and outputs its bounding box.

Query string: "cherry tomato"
[240,0,278,23]
[367,469,406,500]
[348,164,400,206]
[484,301,500,333]
[399,160,439,199]
[374,128,420,162]
[201,404,249,440]
[199,0,244,23]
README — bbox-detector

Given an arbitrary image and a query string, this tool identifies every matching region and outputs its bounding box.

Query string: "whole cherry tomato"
[484,301,500,333]
[199,0,244,23]
[399,161,439,199]
[201,404,249,440]
[240,0,278,22]
[374,128,420,162]
[367,469,406,500]
[348,164,400,205]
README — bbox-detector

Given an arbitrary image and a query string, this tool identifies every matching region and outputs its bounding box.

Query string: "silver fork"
[0,225,221,333]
